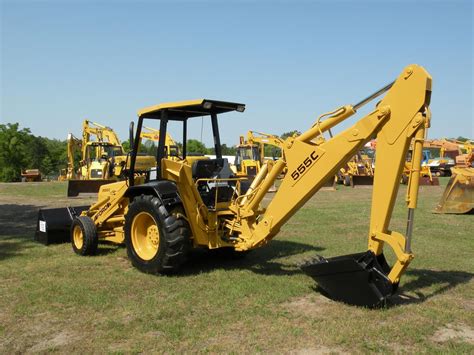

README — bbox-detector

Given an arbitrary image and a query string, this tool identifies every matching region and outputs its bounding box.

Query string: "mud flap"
[351,175,374,187]
[301,251,397,308]
[35,206,89,245]
[67,179,116,197]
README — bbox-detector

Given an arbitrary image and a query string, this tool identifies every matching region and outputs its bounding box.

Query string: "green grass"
[0,179,473,353]
[0,181,67,197]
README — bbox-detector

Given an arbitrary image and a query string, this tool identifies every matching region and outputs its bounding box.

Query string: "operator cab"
[130,99,246,209]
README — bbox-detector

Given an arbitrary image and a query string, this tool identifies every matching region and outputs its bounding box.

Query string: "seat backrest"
[192,158,225,180]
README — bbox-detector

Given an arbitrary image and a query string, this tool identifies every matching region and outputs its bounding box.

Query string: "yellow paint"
[131,211,160,260]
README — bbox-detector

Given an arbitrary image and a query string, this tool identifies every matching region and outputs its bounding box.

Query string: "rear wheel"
[71,216,98,255]
[124,195,191,274]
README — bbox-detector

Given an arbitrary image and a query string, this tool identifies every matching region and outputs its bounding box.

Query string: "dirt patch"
[283,294,334,316]
[432,323,474,344]
[291,346,344,355]
[28,331,80,352]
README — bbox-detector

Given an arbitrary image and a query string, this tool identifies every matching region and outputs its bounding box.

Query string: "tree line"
[0,123,67,182]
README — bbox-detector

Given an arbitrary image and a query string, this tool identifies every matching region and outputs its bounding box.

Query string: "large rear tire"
[71,216,98,256]
[124,195,191,274]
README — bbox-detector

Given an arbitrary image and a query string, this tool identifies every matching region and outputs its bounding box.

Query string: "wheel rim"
[73,225,84,250]
[131,211,160,261]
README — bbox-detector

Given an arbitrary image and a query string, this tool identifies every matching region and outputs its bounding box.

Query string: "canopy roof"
[137,99,245,120]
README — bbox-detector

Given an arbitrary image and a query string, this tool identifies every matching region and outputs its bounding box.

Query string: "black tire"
[71,216,98,256]
[124,195,191,274]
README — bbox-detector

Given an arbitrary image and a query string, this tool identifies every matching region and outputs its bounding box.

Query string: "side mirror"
[129,121,135,151]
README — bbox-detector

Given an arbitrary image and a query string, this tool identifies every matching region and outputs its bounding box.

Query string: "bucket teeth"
[301,251,396,308]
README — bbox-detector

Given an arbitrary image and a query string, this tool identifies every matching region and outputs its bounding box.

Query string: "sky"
[1,0,472,146]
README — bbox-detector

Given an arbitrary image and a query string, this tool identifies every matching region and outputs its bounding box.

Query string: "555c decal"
[291,151,319,181]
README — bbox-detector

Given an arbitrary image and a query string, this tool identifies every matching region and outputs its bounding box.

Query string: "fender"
[125,180,181,210]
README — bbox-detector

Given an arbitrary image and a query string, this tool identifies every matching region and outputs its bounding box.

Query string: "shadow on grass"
[389,268,474,306]
[0,204,43,260]
[179,240,324,276]
[0,204,42,238]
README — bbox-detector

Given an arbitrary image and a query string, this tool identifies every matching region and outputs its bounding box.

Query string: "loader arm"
[229,65,432,305]
[66,133,81,179]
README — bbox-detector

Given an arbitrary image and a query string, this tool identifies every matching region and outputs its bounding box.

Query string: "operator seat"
[191,158,235,209]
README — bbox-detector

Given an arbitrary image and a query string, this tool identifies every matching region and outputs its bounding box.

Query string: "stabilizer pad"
[301,251,396,308]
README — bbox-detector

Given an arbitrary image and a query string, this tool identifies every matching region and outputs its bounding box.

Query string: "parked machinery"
[339,147,375,187]
[424,139,460,176]
[21,169,41,182]
[65,120,155,196]
[233,136,262,179]
[37,64,432,307]
[402,142,439,186]
[435,152,474,214]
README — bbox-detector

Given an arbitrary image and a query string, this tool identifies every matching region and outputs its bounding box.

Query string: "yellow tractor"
[37,64,432,307]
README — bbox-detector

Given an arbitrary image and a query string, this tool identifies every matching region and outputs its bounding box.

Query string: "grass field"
[0,181,473,353]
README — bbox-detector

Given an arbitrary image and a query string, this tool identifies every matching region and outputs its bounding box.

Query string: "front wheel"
[124,195,191,274]
[71,216,98,255]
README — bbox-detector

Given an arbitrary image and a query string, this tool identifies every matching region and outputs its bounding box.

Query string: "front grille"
[246,166,257,177]
[90,169,103,179]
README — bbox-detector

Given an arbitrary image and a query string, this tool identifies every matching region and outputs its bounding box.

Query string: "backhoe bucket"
[67,179,115,197]
[301,251,396,308]
[351,175,374,187]
[35,206,89,244]
[434,167,474,214]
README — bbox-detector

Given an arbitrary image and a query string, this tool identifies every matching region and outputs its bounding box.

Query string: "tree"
[221,144,236,156]
[186,139,207,154]
[280,130,301,140]
[0,123,31,181]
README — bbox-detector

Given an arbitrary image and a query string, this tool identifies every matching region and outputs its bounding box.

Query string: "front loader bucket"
[301,251,397,308]
[434,168,474,214]
[67,179,115,197]
[35,206,89,245]
[351,175,374,187]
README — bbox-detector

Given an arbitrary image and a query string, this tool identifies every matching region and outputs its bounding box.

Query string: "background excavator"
[36,64,432,308]
[64,120,155,196]
[139,126,182,161]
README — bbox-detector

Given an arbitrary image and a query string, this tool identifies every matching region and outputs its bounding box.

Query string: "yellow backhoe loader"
[66,120,155,196]
[340,148,375,187]
[233,136,262,179]
[140,126,181,161]
[36,64,432,307]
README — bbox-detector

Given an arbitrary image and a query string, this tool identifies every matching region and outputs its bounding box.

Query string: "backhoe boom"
[229,65,432,306]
